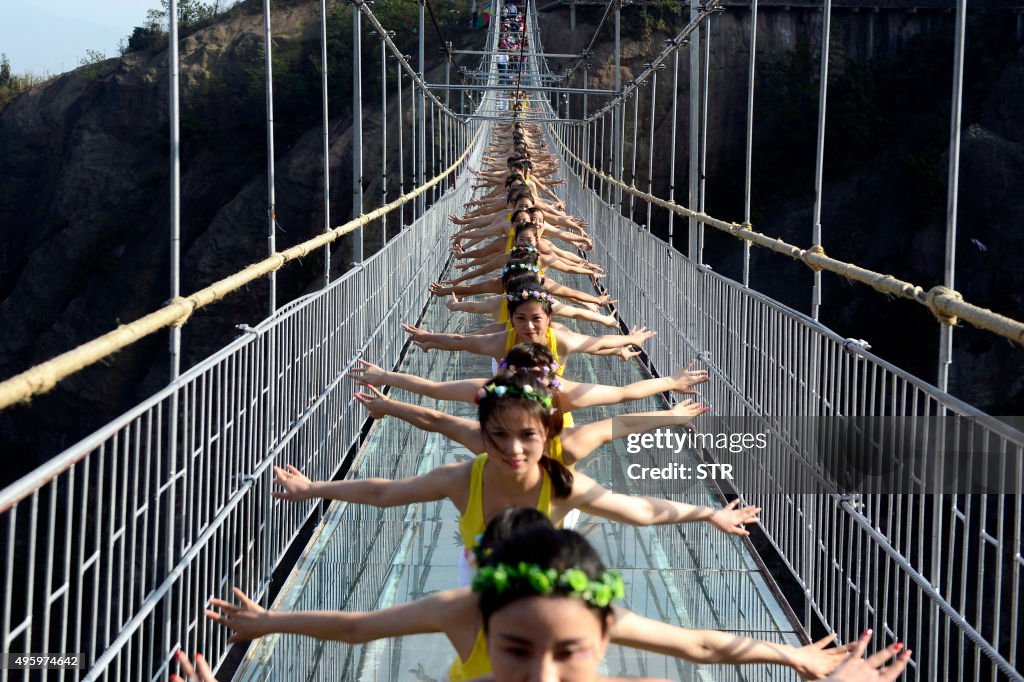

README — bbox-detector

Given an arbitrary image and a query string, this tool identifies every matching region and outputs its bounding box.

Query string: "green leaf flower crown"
[473,382,555,409]
[504,289,555,304]
[502,263,542,275]
[472,561,626,608]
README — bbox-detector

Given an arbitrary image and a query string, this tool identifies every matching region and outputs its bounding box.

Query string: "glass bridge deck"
[235,273,802,682]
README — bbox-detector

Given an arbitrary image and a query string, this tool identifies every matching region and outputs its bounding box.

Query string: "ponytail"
[540,455,574,499]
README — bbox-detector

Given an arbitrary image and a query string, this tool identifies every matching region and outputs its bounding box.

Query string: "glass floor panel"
[235,273,802,682]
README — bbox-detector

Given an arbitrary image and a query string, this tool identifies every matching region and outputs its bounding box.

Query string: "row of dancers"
[181,108,911,681]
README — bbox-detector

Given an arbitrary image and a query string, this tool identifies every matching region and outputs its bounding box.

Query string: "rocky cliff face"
[539,5,1024,414]
[0,2,456,467]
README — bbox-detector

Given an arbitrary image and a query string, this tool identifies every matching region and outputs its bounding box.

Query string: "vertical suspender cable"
[411,79,417,220]
[169,0,181,380]
[583,62,589,119]
[697,19,710,263]
[321,0,331,286]
[397,60,405,229]
[938,0,967,393]
[743,0,758,287]
[165,0,181,665]
[811,0,832,320]
[646,66,658,231]
[667,47,680,247]
[380,36,388,242]
[262,0,277,314]
[630,88,639,219]
[352,3,364,261]
[688,0,700,261]
[418,0,427,218]
[613,1,622,212]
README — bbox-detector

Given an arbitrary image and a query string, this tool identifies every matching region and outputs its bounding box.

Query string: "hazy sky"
[1,0,151,76]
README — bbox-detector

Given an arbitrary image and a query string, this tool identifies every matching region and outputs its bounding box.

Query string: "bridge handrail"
[550,126,1024,346]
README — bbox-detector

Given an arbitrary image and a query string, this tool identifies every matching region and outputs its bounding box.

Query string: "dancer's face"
[511,301,550,344]
[487,596,609,682]
[481,405,548,475]
[515,229,538,248]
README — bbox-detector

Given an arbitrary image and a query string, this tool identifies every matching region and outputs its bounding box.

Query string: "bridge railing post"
[352,0,364,262]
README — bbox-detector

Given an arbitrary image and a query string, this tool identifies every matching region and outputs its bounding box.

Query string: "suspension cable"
[563,0,614,82]
[585,0,722,122]
[357,2,457,117]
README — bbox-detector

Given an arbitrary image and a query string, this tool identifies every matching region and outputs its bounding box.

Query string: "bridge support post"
[630,88,639,219]
[938,0,968,392]
[397,59,405,230]
[263,0,278,310]
[321,0,332,285]
[169,0,182,379]
[646,67,658,231]
[352,1,364,263]
[381,35,388,242]
[418,0,427,219]
[667,48,679,246]
[614,0,623,212]
[743,0,758,287]
[810,0,831,320]
[688,0,700,263]
[697,18,710,262]
[166,1,182,664]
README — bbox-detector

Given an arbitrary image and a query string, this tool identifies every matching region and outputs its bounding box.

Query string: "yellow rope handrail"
[552,128,1024,346]
[0,126,483,411]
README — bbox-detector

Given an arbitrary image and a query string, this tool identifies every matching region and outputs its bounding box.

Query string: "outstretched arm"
[610,610,857,679]
[271,461,458,508]
[403,323,505,357]
[354,386,486,453]
[560,326,656,356]
[206,587,465,644]
[559,399,710,466]
[560,359,708,409]
[348,359,484,403]
[430,279,502,297]
[572,474,761,536]
[550,301,617,328]
[543,280,613,306]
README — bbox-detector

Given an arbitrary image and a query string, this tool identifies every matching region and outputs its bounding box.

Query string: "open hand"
[171,650,218,682]
[271,465,314,502]
[822,631,911,681]
[628,326,657,344]
[708,499,761,537]
[790,634,858,680]
[205,588,269,644]
[670,398,711,421]
[671,359,710,393]
[402,323,434,352]
[355,385,391,419]
[347,358,387,387]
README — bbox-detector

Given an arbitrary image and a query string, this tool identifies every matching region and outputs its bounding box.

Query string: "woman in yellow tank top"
[404,288,651,366]
[275,372,757,556]
[348,344,709,415]
[205,509,866,682]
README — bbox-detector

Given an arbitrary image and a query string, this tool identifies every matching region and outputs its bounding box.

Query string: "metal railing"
[0,143,485,681]
[550,152,1024,680]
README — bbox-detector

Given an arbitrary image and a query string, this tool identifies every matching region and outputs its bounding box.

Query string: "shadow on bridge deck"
[235,274,801,682]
